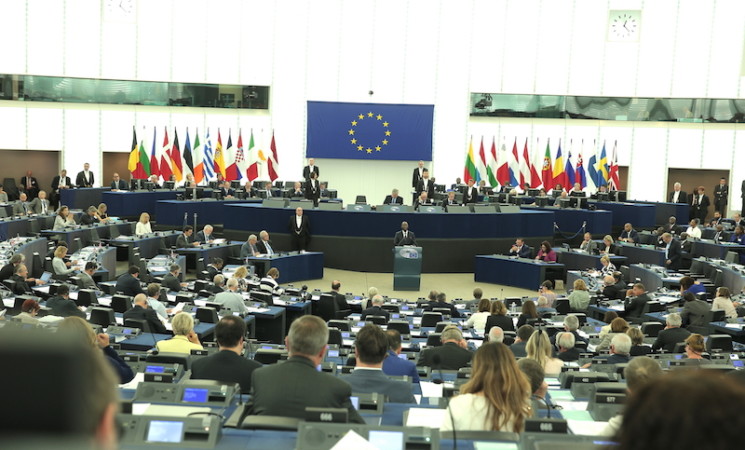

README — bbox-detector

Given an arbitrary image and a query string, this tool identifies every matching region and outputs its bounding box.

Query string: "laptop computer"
[40,272,53,283]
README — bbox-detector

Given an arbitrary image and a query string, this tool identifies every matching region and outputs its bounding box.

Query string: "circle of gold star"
[348,111,391,154]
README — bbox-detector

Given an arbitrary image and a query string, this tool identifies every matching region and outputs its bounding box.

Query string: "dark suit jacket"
[382,350,420,383]
[416,179,435,198]
[412,167,425,188]
[619,229,640,243]
[80,213,99,226]
[195,231,214,243]
[485,314,515,335]
[602,284,623,301]
[206,265,221,282]
[20,176,39,192]
[302,165,319,181]
[111,179,128,190]
[509,245,531,258]
[191,350,262,394]
[76,170,94,187]
[681,299,711,328]
[464,186,479,203]
[176,233,194,248]
[417,342,473,370]
[46,296,86,318]
[393,230,417,246]
[624,293,651,319]
[256,240,274,254]
[0,263,14,281]
[162,273,182,292]
[652,327,691,352]
[510,341,527,358]
[691,194,710,214]
[341,369,415,403]
[663,238,683,271]
[329,291,349,312]
[250,356,364,423]
[123,304,167,334]
[115,273,144,297]
[668,190,688,203]
[51,175,72,192]
[557,348,581,362]
[9,274,31,295]
[305,179,320,202]
[383,195,404,205]
[714,184,728,206]
[289,215,310,237]
[290,189,305,198]
[360,305,390,322]
[425,301,461,318]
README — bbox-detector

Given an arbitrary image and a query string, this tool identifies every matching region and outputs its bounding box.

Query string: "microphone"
[532,394,552,418]
[431,354,444,385]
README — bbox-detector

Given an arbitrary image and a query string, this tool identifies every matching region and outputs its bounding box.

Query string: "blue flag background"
[307,101,434,161]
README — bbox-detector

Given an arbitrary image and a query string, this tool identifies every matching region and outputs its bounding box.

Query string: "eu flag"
[307,101,434,161]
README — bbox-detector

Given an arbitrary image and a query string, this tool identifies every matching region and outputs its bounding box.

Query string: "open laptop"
[39,271,53,283]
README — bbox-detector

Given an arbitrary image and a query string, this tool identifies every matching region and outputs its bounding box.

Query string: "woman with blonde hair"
[441,343,531,432]
[597,317,630,351]
[568,278,590,311]
[601,235,614,254]
[53,205,76,231]
[232,265,249,291]
[156,312,203,354]
[684,333,708,361]
[135,212,152,236]
[526,329,564,375]
[600,255,616,275]
[97,203,110,222]
[52,245,77,277]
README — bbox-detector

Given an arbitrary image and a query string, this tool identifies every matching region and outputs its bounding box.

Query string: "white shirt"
[685,226,702,239]
[673,191,680,203]
[465,311,490,334]
[135,221,152,236]
[295,215,302,229]
[441,393,523,432]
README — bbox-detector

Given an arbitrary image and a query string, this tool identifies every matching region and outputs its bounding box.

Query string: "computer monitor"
[569,197,588,209]
[611,190,627,202]
[570,191,585,197]
[183,188,204,200]
[552,190,563,198]
[163,181,175,190]
[250,290,273,306]
[527,188,540,197]
[596,192,610,201]
[534,196,549,207]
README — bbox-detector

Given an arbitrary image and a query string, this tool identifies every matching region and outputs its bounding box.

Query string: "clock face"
[104,0,136,22]
[608,10,641,41]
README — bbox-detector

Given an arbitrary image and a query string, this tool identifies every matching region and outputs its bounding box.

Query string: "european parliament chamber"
[2,1,745,449]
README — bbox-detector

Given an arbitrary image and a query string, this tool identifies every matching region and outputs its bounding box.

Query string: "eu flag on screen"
[307,101,434,161]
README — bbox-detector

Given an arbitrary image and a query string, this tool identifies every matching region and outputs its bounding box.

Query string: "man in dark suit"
[302,158,319,181]
[110,173,128,191]
[46,284,85,318]
[425,292,461,318]
[412,160,426,189]
[624,283,650,322]
[20,170,39,200]
[443,191,460,208]
[123,294,167,333]
[652,313,691,353]
[205,258,224,281]
[288,207,310,251]
[416,170,435,199]
[319,182,331,199]
[115,266,144,297]
[218,181,235,198]
[195,225,215,243]
[602,275,623,300]
[417,326,472,370]
[690,186,710,224]
[162,264,184,292]
[382,330,420,383]
[328,280,350,315]
[393,221,417,246]
[555,332,580,362]
[463,179,479,203]
[668,182,687,204]
[510,324,534,358]
[240,235,260,258]
[712,224,725,244]
[80,206,100,225]
[508,238,531,258]
[714,178,728,216]
[661,233,682,271]
[663,216,678,234]
[414,192,434,211]
[341,325,415,403]
[305,172,320,206]
[256,230,276,255]
[76,163,95,187]
[360,295,390,322]
[28,191,51,215]
[9,264,33,295]
[289,182,305,198]
[176,226,198,248]
[709,211,724,227]
[191,316,261,393]
[618,223,640,243]
[383,189,404,205]
[51,169,72,208]
[249,315,364,423]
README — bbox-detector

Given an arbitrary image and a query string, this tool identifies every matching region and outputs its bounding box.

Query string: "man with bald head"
[394,221,417,246]
[289,207,310,251]
[328,280,350,316]
[20,170,39,200]
[110,173,127,191]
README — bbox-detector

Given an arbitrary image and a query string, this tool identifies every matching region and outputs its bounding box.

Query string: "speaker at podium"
[393,246,422,291]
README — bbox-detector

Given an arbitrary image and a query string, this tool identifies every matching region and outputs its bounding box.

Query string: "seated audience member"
[383,188,404,205]
[618,223,639,243]
[259,267,283,295]
[651,313,690,353]
[712,286,737,319]
[599,255,616,276]
[12,192,30,215]
[240,234,260,258]
[176,225,199,248]
[9,264,34,295]
[213,278,247,314]
[623,283,650,322]
[79,206,99,226]
[510,324,534,358]
[731,225,745,248]
[29,190,51,214]
[600,235,615,254]
[598,356,663,437]
[382,330,420,383]
[182,173,197,188]
[249,315,364,423]
[579,232,598,253]
[684,333,708,361]
[508,238,531,258]
[568,278,590,311]
[517,358,554,416]
[59,316,135,384]
[78,262,99,290]
[680,291,710,328]
[47,284,85,318]
[156,312,203,354]
[0,184,7,203]
[360,295,390,322]
[115,265,144,297]
[679,276,705,296]
[441,343,531,432]
[342,325,415,403]
[97,203,110,221]
[190,316,261,394]
[614,371,745,450]
[289,181,304,198]
[231,265,250,291]
[196,225,216,244]
[535,296,556,315]
[535,240,557,262]
[53,205,77,230]
[685,218,702,239]
[526,330,563,375]
[135,212,152,236]
[328,280,350,313]
[362,286,379,310]
[123,294,167,334]
[712,224,726,243]
[602,333,632,364]
[52,245,78,278]
[149,174,161,189]
[205,257,223,280]
[550,314,588,346]
[145,283,169,321]
[627,327,652,356]
[555,332,580,362]
[417,325,473,370]
[257,230,276,254]
[538,280,557,306]
[734,213,745,229]
[162,264,184,292]
[425,292,461,318]
[209,274,226,294]
[15,299,41,325]
[484,300,515,336]
[465,298,492,334]
[443,190,460,207]
[0,254,25,281]
[597,317,630,351]
[598,311,618,339]
[601,275,621,300]
[517,300,540,328]
[488,326,504,343]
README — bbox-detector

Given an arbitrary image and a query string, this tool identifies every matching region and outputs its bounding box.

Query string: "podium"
[393,246,423,291]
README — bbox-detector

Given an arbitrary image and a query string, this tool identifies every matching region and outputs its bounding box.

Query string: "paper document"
[331,430,377,450]
[405,407,446,427]
[120,372,145,390]
[419,381,445,398]
[171,303,185,314]
[567,419,609,435]
[555,400,589,411]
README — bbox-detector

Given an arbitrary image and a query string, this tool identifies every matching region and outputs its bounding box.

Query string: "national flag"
[541,139,553,190]
[203,129,215,180]
[127,127,139,175]
[598,140,609,186]
[609,140,620,190]
[486,137,498,187]
[576,140,587,189]
[496,139,510,186]
[527,138,541,188]
[552,139,568,190]
[159,127,173,182]
[213,129,226,179]
[519,138,531,188]
[224,131,238,181]
[192,129,204,184]
[508,138,519,187]
[246,129,259,181]
[170,129,183,182]
[463,137,478,183]
[138,137,150,177]
[183,129,194,178]
[267,131,279,181]
[475,137,487,183]
[234,130,249,181]
[149,127,160,177]
[565,143,575,187]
